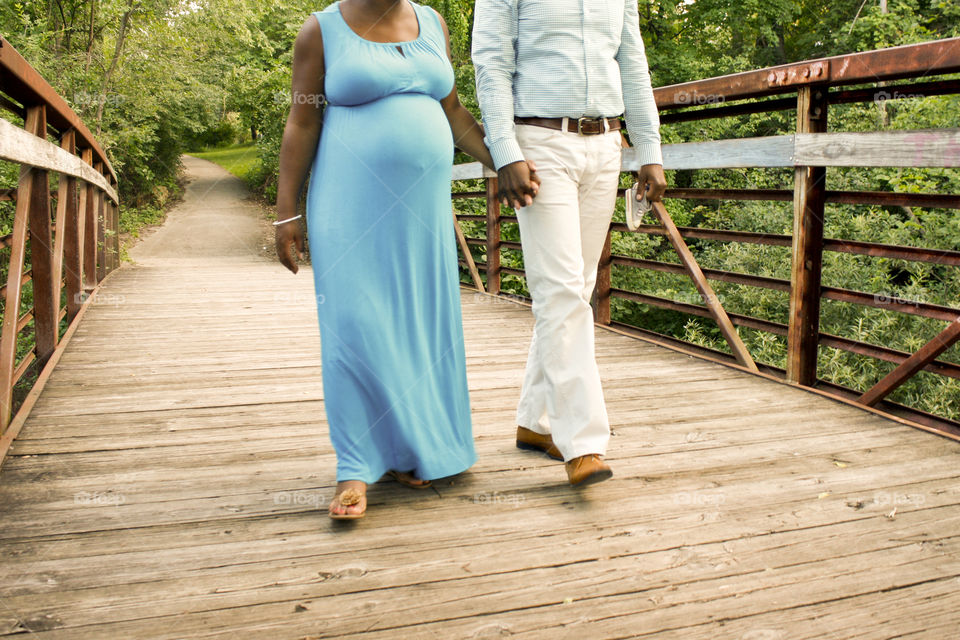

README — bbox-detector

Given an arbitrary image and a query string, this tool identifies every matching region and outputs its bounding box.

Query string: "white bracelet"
[273,215,302,226]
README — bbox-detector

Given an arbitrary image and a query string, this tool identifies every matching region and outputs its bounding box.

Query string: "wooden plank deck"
[1,157,959,639]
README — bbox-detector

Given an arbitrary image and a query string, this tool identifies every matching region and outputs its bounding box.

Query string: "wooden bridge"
[2,36,960,638]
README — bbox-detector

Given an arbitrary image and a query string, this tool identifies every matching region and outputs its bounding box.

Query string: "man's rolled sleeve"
[616,0,662,166]
[472,0,525,170]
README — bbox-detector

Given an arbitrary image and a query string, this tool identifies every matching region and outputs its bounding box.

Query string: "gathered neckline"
[335,1,424,46]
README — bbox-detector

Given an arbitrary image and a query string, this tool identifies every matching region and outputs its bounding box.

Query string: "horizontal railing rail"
[0,36,120,438]
[452,37,960,438]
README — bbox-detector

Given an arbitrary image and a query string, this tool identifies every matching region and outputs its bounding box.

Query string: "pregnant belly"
[321,93,454,176]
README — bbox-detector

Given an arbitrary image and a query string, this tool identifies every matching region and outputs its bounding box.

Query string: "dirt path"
[128,155,273,266]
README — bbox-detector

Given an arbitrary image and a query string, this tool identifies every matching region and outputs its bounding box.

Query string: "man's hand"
[275,218,305,274]
[635,163,667,202]
[497,160,540,209]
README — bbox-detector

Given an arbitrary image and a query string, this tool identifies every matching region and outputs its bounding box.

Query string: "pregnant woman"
[275,0,533,519]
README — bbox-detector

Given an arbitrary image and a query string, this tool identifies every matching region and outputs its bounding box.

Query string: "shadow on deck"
[1,158,959,639]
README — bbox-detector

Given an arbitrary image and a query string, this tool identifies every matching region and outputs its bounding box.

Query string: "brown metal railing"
[453,38,960,438]
[0,37,120,437]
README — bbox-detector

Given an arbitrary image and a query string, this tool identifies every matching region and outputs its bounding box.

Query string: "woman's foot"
[386,470,432,489]
[329,480,367,519]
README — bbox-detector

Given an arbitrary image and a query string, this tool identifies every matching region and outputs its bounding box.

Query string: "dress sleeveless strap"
[310,7,330,31]
[311,5,347,90]
[414,3,446,53]
[311,6,340,38]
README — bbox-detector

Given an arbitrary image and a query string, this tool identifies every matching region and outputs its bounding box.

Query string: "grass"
[189,142,260,180]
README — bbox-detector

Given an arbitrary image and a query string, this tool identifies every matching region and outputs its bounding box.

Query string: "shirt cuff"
[487,137,525,170]
[630,141,663,167]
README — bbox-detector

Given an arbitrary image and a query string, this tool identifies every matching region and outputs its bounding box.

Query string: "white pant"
[514,123,622,461]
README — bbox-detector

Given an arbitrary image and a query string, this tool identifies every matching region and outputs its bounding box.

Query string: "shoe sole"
[569,468,613,487]
[386,470,432,490]
[516,440,563,461]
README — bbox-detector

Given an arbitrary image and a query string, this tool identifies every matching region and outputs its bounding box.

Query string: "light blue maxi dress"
[305,2,476,483]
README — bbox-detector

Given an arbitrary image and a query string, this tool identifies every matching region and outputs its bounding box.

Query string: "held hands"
[634,163,667,203]
[497,160,541,209]
[275,215,305,274]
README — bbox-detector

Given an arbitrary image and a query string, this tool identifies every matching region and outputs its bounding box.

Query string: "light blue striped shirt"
[472,0,663,170]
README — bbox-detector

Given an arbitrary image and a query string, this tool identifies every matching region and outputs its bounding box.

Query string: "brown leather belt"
[515,116,622,135]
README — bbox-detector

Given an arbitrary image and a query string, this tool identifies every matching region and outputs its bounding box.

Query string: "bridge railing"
[0,37,120,437]
[453,38,960,438]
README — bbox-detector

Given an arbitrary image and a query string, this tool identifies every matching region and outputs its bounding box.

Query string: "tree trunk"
[59,0,73,52]
[95,0,136,136]
[877,0,890,126]
[84,0,98,73]
[49,0,62,54]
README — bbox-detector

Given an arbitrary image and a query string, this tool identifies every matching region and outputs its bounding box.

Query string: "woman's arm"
[275,16,326,274]
[434,9,539,197]
[432,9,495,172]
[444,97,496,172]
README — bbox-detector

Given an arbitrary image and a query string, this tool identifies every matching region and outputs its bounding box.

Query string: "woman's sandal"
[328,487,366,520]
[386,470,432,490]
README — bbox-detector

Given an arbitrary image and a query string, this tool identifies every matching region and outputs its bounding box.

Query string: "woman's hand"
[274,17,324,275]
[498,159,541,209]
[275,218,305,274]
[527,160,541,195]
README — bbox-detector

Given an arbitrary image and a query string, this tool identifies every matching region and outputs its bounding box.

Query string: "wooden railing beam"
[0,107,42,431]
[0,35,117,182]
[859,318,960,407]
[453,207,484,292]
[787,86,828,385]
[655,37,960,109]
[25,105,57,370]
[650,201,758,372]
[96,182,106,283]
[112,197,120,271]
[593,231,612,324]
[484,177,501,295]
[660,187,960,209]
[618,222,960,266]
[81,149,97,293]
[53,130,76,325]
[60,131,83,321]
[0,118,118,201]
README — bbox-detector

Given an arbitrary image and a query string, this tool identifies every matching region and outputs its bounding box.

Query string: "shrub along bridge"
[1,35,959,638]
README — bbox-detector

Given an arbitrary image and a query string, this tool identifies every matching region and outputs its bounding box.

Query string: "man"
[473,0,667,486]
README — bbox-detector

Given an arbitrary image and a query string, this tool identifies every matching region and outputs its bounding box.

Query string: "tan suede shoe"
[516,426,563,460]
[565,454,613,487]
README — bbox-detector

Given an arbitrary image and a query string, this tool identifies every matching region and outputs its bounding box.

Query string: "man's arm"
[472,0,522,169]
[472,0,538,208]
[616,0,667,200]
